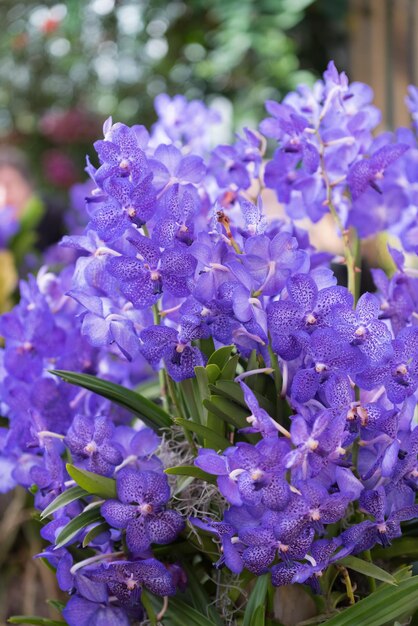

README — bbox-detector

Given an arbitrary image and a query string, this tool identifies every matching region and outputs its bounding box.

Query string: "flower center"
[125,575,138,590]
[395,363,408,376]
[306,437,319,451]
[305,313,317,325]
[84,441,97,455]
[315,362,327,373]
[138,503,153,515]
[310,508,321,521]
[355,325,366,337]
[250,469,264,481]
[346,407,357,421]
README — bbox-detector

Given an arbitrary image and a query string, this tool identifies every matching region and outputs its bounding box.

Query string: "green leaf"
[66,464,116,499]
[165,597,221,626]
[211,380,276,416]
[141,590,158,626]
[194,366,213,426]
[205,409,226,447]
[207,345,234,369]
[134,377,160,400]
[338,556,397,585]
[195,365,210,394]
[51,370,172,431]
[82,522,109,547]
[174,418,230,450]
[204,396,249,428]
[8,617,66,625]
[182,564,224,626]
[179,378,204,424]
[247,349,259,372]
[46,600,65,612]
[41,485,88,519]
[199,336,216,359]
[205,363,221,384]
[203,395,249,429]
[220,354,240,380]
[164,465,216,484]
[321,575,418,626]
[55,507,104,549]
[251,605,266,626]
[243,574,269,626]
[373,537,418,561]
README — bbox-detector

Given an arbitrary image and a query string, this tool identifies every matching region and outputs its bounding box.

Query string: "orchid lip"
[229,469,245,481]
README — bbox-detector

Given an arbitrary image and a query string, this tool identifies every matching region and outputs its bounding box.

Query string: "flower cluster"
[1,65,418,623]
[194,351,418,587]
[61,71,417,593]
[0,265,147,494]
[0,267,183,623]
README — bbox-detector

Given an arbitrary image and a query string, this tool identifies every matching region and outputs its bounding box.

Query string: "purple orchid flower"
[347,143,409,200]
[65,414,123,477]
[268,273,353,361]
[101,468,184,554]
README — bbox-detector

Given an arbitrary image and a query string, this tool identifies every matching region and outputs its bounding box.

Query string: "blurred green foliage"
[0,0,348,191]
[1,0,316,132]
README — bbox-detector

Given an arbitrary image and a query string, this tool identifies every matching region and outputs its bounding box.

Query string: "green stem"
[352,439,359,476]
[152,301,168,411]
[338,565,356,605]
[166,374,183,419]
[362,549,377,593]
[143,221,169,414]
[268,343,282,419]
[317,134,360,305]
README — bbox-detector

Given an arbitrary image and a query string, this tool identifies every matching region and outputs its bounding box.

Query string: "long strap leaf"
[322,575,418,626]
[51,370,172,431]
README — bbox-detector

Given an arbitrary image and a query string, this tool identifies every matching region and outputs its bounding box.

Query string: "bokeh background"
[1,0,418,623]
[1,0,417,199]
[0,0,340,195]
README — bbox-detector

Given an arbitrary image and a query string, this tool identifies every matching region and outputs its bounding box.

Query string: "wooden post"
[348,0,418,129]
